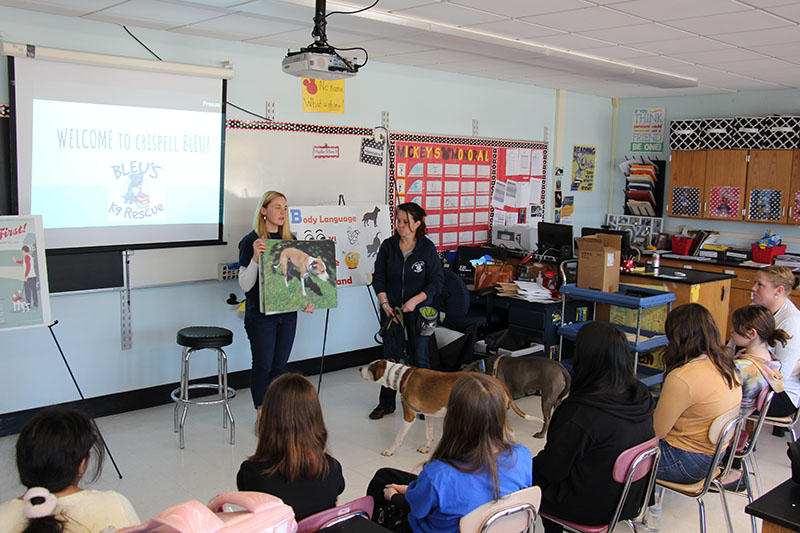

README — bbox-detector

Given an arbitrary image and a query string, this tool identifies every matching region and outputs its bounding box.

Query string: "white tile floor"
[0,367,795,532]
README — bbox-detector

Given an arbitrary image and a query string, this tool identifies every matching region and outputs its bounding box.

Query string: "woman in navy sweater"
[369,202,443,420]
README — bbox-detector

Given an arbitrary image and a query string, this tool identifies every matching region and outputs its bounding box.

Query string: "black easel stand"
[48,320,123,479]
[317,310,331,393]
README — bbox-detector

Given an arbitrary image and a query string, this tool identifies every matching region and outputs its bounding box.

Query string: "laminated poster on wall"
[570,145,596,192]
[0,215,52,331]
[289,204,391,287]
[258,239,337,313]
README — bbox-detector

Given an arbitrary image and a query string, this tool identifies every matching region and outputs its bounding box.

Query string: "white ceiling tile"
[245,32,314,47]
[579,22,691,44]
[523,33,613,50]
[377,48,480,65]
[709,23,800,47]
[581,45,656,59]
[447,0,593,18]
[231,0,316,21]
[711,57,797,74]
[390,2,506,26]
[85,0,227,29]
[0,0,121,16]
[749,70,800,86]
[175,0,249,7]
[631,36,732,55]
[356,37,436,57]
[607,0,749,21]
[672,47,768,64]
[326,0,440,10]
[764,3,800,22]
[171,12,304,39]
[749,41,800,58]
[520,6,647,33]
[664,10,792,34]
[321,13,424,38]
[735,0,799,6]
[623,55,695,71]
[460,19,565,39]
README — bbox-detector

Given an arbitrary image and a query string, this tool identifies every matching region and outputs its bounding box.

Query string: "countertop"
[623,265,735,285]
[745,478,800,532]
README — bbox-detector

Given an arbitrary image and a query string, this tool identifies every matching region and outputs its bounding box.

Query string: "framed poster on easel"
[388,133,547,251]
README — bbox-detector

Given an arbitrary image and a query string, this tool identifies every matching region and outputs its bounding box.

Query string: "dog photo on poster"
[258,239,337,313]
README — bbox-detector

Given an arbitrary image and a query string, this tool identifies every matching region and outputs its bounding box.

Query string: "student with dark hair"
[655,304,741,484]
[237,373,344,521]
[369,202,443,420]
[532,321,655,533]
[367,373,532,533]
[750,265,800,420]
[0,407,139,533]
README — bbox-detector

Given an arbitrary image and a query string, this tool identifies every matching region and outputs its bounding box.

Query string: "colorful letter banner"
[631,107,665,152]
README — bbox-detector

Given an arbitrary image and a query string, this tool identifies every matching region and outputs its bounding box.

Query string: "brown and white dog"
[360,359,544,456]
[274,247,330,296]
[463,354,571,439]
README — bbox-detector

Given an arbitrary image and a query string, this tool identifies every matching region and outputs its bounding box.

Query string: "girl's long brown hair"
[429,373,514,499]
[663,303,739,388]
[250,374,329,482]
[733,304,791,348]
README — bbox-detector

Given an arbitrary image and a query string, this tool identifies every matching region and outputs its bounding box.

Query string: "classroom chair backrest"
[296,495,374,533]
[540,437,660,533]
[117,491,297,533]
[459,485,541,533]
[441,269,471,316]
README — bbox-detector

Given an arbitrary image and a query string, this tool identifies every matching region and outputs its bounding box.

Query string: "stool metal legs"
[171,346,236,449]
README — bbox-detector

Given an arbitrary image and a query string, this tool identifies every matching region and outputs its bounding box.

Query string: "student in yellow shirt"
[654,303,742,484]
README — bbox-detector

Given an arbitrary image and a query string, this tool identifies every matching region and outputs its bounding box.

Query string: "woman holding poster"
[238,191,313,426]
[369,202,444,420]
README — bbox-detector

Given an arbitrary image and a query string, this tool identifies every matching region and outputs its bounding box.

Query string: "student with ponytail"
[0,407,139,533]
[731,304,786,411]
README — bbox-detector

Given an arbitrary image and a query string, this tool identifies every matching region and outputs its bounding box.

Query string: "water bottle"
[652,252,660,275]
[644,504,661,532]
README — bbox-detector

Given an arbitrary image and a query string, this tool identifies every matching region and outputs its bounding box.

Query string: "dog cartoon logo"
[412,261,424,273]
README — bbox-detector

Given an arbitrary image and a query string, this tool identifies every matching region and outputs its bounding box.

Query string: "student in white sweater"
[0,407,139,533]
[751,265,800,419]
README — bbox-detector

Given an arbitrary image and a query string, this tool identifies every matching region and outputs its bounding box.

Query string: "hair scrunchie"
[22,487,59,519]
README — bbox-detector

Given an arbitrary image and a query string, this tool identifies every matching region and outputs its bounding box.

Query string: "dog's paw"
[533,431,546,439]
[416,445,430,454]
[381,449,394,456]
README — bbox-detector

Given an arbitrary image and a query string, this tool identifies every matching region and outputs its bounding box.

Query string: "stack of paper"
[775,254,800,268]
[513,280,555,301]
[624,162,658,216]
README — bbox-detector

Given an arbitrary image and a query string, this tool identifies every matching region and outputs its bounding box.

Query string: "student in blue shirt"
[367,373,532,533]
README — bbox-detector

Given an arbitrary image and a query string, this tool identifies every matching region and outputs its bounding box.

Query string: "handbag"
[474,262,514,291]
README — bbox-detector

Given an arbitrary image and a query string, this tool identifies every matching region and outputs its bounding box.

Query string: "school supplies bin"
[751,244,786,264]
[671,235,693,255]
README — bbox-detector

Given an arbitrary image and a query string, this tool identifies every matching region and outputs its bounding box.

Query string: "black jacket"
[533,381,655,526]
[372,234,443,308]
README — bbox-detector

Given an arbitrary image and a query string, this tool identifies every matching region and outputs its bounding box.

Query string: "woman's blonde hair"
[253,190,293,240]
[759,265,800,294]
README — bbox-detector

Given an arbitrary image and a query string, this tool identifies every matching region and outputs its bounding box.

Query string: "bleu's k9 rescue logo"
[108,161,166,220]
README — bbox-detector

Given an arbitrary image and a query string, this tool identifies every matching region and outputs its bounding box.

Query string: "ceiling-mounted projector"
[282,46,358,80]
[281,0,367,80]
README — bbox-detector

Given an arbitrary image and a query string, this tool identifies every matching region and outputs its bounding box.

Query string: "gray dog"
[464,354,570,438]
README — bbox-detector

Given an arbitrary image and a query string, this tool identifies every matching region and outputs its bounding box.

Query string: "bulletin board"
[388,133,547,251]
[127,120,387,288]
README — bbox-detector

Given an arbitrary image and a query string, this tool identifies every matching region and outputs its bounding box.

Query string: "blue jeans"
[244,311,297,409]
[657,440,714,484]
[378,310,431,410]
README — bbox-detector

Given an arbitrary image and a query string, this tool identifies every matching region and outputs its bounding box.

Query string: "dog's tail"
[556,365,572,405]
[497,379,544,423]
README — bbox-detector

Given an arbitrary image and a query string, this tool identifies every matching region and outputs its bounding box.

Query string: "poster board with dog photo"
[0,215,52,331]
[259,239,337,313]
[289,204,391,287]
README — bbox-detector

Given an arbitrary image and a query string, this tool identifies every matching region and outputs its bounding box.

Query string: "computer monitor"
[581,227,632,254]
[537,222,573,261]
[452,245,508,283]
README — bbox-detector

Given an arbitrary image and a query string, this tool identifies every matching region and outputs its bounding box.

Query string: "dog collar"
[384,362,408,391]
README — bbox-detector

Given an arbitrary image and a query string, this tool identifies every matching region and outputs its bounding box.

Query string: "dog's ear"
[387,358,396,363]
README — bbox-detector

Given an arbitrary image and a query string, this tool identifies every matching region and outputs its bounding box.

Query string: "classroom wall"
[615,89,800,251]
[0,5,612,413]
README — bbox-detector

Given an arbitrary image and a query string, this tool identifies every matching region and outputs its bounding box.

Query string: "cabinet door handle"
[782,206,787,218]
[722,286,729,302]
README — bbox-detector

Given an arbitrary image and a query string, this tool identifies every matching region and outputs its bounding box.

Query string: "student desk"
[745,478,800,532]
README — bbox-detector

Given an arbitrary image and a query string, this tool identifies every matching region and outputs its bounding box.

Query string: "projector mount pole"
[312,0,328,49]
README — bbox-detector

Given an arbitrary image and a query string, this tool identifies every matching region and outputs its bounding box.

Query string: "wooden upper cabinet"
[746,149,793,223]
[669,150,707,219]
[789,150,800,224]
[704,150,748,221]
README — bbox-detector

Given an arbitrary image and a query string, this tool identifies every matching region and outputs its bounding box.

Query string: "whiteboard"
[129,121,387,288]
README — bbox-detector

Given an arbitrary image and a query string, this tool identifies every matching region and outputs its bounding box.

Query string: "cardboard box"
[576,234,621,293]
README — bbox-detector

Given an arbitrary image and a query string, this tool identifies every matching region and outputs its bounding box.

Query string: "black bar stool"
[171,326,235,449]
